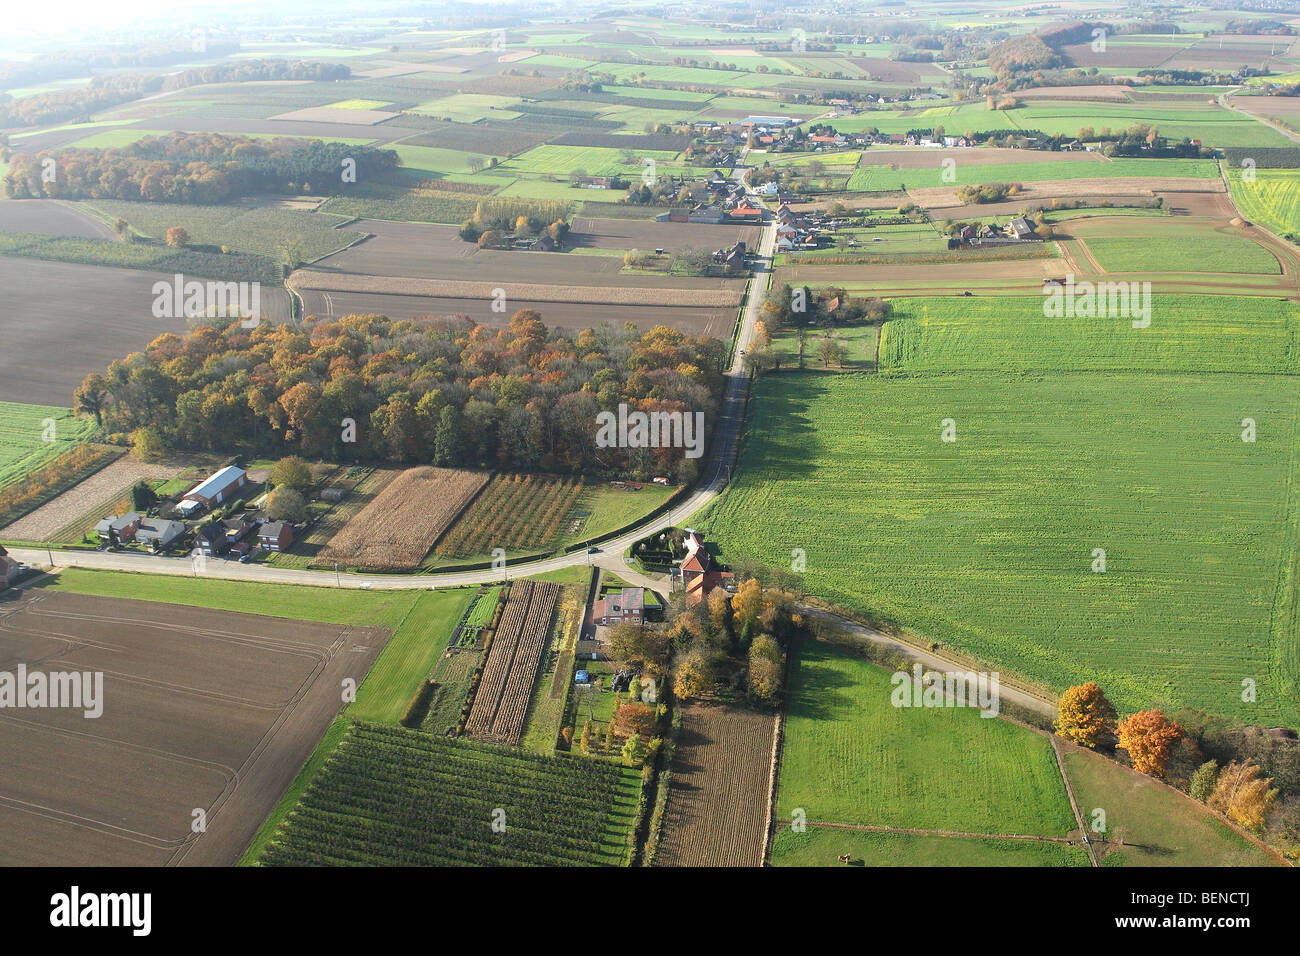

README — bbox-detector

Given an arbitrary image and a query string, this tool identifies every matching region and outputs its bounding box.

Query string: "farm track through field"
[805,821,1077,844]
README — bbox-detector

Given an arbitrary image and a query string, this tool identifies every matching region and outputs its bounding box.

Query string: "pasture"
[703,370,1300,726]
[1062,747,1281,866]
[771,828,1091,867]
[775,640,1076,836]
[846,158,1218,193]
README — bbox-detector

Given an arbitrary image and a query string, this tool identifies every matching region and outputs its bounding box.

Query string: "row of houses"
[775,202,820,252]
[952,216,1042,248]
[95,511,293,554]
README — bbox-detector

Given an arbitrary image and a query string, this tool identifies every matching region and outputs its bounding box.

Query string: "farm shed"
[179,465,249,513]
[0,546,19,589]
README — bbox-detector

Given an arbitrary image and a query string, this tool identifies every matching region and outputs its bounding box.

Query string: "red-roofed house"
[680,532,733,606]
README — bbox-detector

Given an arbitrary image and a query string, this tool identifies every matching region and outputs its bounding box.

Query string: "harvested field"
[1,459,174,542]
[653,702,775,867]
[0,588,389,866]
[0,200,118,240]
[0,256,290,405]
[269,106,399,125]
[290,468,397,564]
[318,466,490,570]
[464,580,562,746]
[289,269,742,308]
[436,473,584,559]
[296,289,736,336]
[1012,85,1134,102]
[569,216,760,252]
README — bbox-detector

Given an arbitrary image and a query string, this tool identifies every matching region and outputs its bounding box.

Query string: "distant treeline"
[1221,146,1300,168]
[0,60,351,130]
[3,131,399,202]
[0,37,241,90]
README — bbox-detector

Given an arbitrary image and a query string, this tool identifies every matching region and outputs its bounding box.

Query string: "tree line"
[3,131,399,202]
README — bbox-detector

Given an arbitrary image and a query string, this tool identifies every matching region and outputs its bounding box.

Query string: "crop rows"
[437,474,584,557]
[318,466,489,570]
[465,581,561,745]
[259,722,636,866]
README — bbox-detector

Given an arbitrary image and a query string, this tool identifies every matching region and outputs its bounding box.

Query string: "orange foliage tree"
[1054,682,1117,749]
[1117,709,1182,778]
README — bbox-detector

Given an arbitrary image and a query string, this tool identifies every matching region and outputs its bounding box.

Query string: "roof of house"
[260,521,290,538]
[184,465,246,501]
[595,587,645,618]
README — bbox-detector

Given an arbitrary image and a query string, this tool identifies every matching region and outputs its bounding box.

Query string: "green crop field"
[878,295,1300,374]
[1228,167,1300,238]
[775,641,1077,835]
[1063,748,1281,866]
[78,200,363,262]
[702,368,1300,726]
[258,722,641,866]
[500,144,680,178]
[771,827,1091,867]
[846,158,1216,193]
[465,587,502,627]
[1082,234,1281,274]
[0,403,96,490]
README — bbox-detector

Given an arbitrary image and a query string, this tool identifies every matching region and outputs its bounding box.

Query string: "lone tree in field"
[165,226,189,248]
[1208,760,1279,830]
[270,456,313,491]
[1054,682,1117,749]
[265,487,308,524]
[1117,708,1182,778]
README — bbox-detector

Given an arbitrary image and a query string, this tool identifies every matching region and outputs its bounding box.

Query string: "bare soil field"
[296,288,736,336]
[1059,43,1175,69]
[1164,36,1296,72]
[0,257,290,405]
[311,220,751,296]
[289,269,742,308]
[775,257,1058,288]
[569,217,760,252]
[0,200,119,240]
[653,702,775,867]
[318,466,490,570]
[0,459,175,542]
[0,588,389,866]
[271,107,400,126]
[1228,93,1300,117]
[862,147,1107,169]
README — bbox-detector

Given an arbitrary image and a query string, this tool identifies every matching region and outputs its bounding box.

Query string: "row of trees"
[1056,683,1285,837]
[78,311,726,481]
[4,131,400,202]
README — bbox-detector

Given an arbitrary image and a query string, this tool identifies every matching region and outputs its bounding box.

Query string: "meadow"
[775,640,1077,836]
[0,403,96,489]
[1082,234,1281,274]
[878,295,1300,375]
[771,827,1091,867]
[702,371,1300,726]
[1062,748,1280,866]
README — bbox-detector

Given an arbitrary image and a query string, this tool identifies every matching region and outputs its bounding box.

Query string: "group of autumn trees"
[1056,681,1298,840]
[75,311,726,481]
[603,575,802,711]
[3,131,399,202]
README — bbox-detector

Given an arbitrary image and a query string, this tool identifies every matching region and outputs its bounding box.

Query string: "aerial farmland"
[0,0,1297,913]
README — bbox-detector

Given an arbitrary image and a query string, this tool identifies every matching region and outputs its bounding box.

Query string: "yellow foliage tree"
[1054,682,1117,749]
[1116,709,1182,778]
[1209,760,1279,831]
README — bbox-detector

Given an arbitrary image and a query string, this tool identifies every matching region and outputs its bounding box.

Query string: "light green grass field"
[771,827,1092,867]
[878,295,1300,374]
[1083,234,1281,274]
[324,98,390,110]
[0,403,96,490]
[1063,748,1281,866]
[776,640,1077,835]
[500,144,680,178]
[701,370,1300,726]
